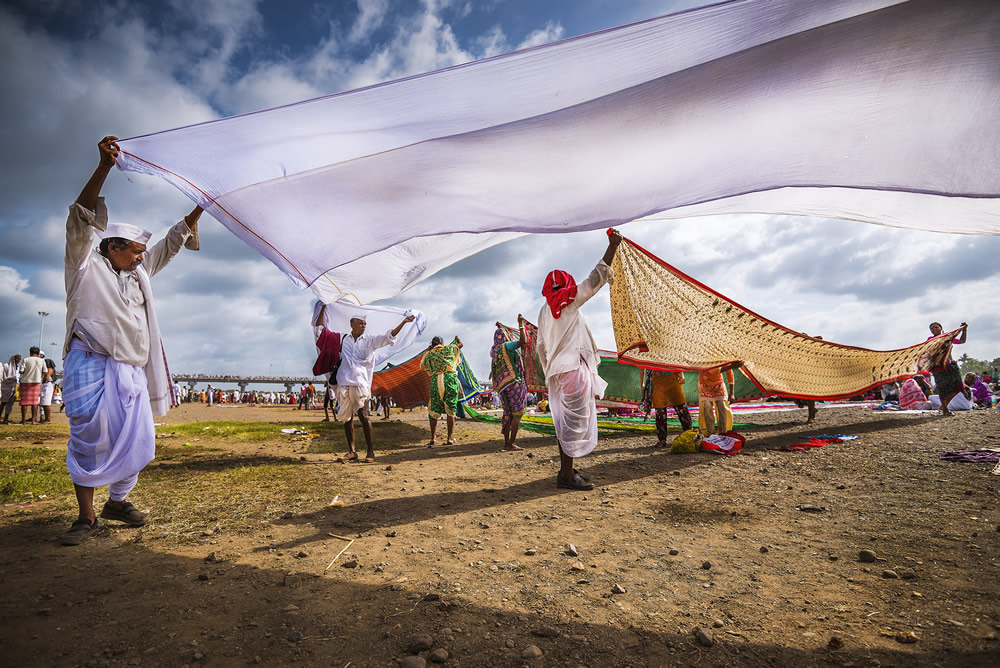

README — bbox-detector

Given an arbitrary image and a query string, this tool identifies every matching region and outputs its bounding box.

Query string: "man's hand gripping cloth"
[609,237,960,400]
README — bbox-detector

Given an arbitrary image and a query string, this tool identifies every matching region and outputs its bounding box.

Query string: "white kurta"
[64,197,191,416]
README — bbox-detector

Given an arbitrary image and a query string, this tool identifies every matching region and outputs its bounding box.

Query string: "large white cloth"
[65,198,191,416]
[63,345,155,490]
[929,392,974,411]
[312,298,425,369]
[115,0,1000,301]
[548,363,599,458]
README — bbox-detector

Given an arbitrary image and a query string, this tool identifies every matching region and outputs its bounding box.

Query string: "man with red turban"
[536,229,622,490]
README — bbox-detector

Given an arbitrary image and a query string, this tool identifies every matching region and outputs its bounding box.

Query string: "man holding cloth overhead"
[537,229,622,491]
[336,312,415,462]
[60,136,202,545]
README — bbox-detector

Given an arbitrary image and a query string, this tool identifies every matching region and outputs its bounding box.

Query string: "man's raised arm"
[76,136,119,212]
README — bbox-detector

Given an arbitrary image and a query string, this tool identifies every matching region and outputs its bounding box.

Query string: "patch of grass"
[0,447,74,503]
[136,453,357,544]
[158,421,341,442]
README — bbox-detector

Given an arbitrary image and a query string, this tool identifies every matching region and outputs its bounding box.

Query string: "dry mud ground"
[1,402,999,668]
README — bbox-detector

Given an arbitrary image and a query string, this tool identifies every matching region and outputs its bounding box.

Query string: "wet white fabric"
[63,347,154,492]
[116,0,1000,301]
[312,298,426,369]
[548,362,600,458]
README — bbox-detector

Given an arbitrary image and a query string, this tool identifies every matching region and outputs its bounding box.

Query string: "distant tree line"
[957,354,1000,376]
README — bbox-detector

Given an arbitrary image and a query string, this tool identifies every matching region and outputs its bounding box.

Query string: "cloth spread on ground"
[610,238,961,400]
[701,432,745,456]
[782,434,859,451]
[372,349,480,410]
[939,450,1000,463]
[115,0,1000,303]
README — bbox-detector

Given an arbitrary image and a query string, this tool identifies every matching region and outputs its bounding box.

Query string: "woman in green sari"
[420,335,463,445]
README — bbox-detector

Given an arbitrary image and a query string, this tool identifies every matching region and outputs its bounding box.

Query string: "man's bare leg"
[558,444,575,481]
[428,417,437,445]
[73,485,96,522]
[343,419,359,459]
[357,409,375,460]
[806,401,817,424]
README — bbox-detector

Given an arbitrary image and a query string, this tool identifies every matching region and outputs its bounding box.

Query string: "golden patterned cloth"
[609,238,959,400]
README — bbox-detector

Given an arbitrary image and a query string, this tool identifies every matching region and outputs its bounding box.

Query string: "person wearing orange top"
[697,364,737,436]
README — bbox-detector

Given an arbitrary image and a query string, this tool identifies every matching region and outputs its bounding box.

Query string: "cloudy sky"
[2,0,998,387]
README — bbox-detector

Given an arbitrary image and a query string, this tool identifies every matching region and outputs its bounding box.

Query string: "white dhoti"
[63,347,155,500]
[39,381,54,406]
[547,361,605,458]
[335,385,370,422]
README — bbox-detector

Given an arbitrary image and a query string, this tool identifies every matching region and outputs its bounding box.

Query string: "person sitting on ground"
[965,372,992,408]
[491,315,528,451]
[899,375,934,410]
[420,335,464,445]
[927,321,968,416]
[642,369,692,447]
[536,229,622,491]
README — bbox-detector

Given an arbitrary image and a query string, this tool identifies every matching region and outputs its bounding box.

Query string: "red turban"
[542,270,577,319]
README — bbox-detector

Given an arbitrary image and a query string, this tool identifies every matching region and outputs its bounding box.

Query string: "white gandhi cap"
[98,223,151,245]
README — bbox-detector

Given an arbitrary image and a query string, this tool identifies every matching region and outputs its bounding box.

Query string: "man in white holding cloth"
[60,136,202,545]
[336,312,414,462]
[537,229,622,491]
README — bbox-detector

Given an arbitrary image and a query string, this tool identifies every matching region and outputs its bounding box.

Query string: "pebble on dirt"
[428,648,448,663]
[400,656,426,668]
[521,645,543,659]
[701,560,712,570]
[612,584,627,594]
[407,634,434,653]
[693,627,714,647]
[858,549,877,563]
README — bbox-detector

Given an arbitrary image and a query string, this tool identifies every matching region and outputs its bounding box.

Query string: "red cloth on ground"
[312,327,342,376]
[542,270,577,319]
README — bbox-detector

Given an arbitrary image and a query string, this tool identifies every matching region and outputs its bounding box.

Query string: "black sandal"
[100,501,148,526]
[557,473,594,491]
[61,517,99,546]
[573,468,590,482]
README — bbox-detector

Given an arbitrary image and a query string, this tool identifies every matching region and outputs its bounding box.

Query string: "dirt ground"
[2,401,999,668]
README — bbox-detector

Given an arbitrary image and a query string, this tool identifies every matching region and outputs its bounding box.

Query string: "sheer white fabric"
[548,362,601,458]
[312,298,426,368]
[116,0,1000,302]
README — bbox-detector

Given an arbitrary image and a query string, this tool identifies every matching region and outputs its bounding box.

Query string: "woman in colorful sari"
[491,315,528,451]
[420,335,463,445]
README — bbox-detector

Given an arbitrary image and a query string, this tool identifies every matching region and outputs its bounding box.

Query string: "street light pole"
[37,311,49,350]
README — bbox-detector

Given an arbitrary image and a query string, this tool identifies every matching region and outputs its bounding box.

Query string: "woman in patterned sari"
[420,335,464,445]
[491,315,528,451]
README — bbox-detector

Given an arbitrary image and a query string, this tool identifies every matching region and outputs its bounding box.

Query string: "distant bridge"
[171,374,318,394]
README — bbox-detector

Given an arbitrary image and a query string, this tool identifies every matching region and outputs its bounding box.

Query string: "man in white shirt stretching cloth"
[537,229,622,491]
[337,313,415,462]
[60,136,202,545]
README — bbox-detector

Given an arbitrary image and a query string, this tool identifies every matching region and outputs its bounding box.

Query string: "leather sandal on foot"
[573,468,590,482]
[61,517,99,545]
[557,473,594,491]
[100,501,148,526]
